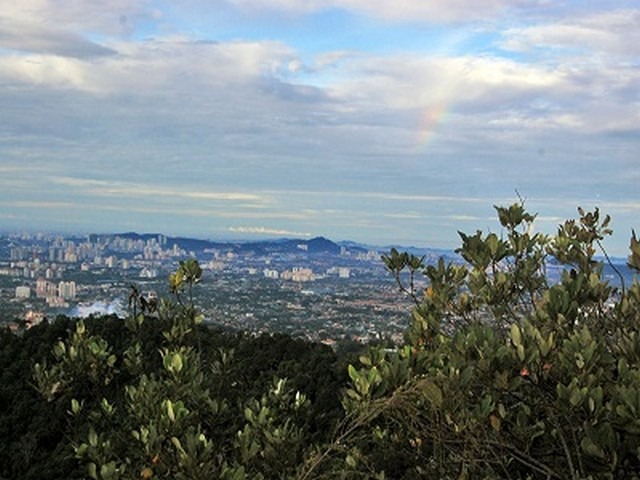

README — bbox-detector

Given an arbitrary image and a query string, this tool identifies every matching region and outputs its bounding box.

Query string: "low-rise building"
[15,286,31,299]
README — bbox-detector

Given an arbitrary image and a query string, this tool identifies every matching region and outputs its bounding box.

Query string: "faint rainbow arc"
[414,101,451,153]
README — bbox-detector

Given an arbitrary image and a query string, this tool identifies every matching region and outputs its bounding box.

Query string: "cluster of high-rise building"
[3,233,193,282]
[20,279,77,301]
[268,266,316,282]
[1,231,424,343]
[10,234,180,263]
[261,266,350,282]
[12,279,77,313]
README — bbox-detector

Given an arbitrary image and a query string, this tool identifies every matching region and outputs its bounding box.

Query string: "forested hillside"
[0,312,347,479]
[2,204,640,479]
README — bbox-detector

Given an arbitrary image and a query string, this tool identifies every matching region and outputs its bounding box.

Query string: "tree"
[27,203,640,479]
[32,259,321,480]
[299,204,640,479]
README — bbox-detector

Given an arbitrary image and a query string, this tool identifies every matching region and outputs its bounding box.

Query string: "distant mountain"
[170,236,220,252]
[336,240,377,253]
[231,236,342,255]
[113,232,163,241]
[103,232,460,259]
[305,236,342,254]
[108,233,346,256]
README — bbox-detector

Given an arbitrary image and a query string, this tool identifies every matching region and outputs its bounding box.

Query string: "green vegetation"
[1,205,640,479]
[303,205,640,478]
[0,262,344,480]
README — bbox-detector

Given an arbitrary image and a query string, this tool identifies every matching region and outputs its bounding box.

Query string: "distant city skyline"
[1,1,639,255]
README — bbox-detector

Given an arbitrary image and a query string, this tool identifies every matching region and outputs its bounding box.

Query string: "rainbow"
[414,101,450,152]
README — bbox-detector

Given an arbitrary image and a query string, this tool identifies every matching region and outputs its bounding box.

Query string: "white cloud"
[0,19,116,58]
[0,36,297,95]
[326,50,638,137]
[1,9,631,148]
[3,200,76,209]
[1,0,156,36]
[501,9,640,58]
[0,54,95,90]
[447,214,490,221]
[263,189,500,204]
[50,176,267,203]
[228,226,312,236]
[0,199,307,222]
[320,53,572,141]
[0,212,25,220]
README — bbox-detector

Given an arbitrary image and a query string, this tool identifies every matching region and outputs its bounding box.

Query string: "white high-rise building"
[58,281,77,300]
[36,277,56,298]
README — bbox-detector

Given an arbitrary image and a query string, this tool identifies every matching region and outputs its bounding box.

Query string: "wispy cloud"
[51,176,267,203]
[0,1,154,37]
[500,9,640,57]
[0,212,25,220]
[0,199,308,221]
[446,214,491,221]
[0,21,116,58]
[228,226,312,237]
[2,200,76,209]
[264,189,512,204]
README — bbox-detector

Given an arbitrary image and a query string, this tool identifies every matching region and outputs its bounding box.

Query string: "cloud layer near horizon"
[0,1,638,253]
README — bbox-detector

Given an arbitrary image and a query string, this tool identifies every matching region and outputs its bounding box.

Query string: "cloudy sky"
[0,1,638,254]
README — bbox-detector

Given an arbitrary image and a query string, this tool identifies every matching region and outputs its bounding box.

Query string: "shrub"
[300,204,640,479]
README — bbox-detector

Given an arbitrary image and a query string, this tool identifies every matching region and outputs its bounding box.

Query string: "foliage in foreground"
[4,204,640,479]
[301,205,640,479]
[0,273,343,479]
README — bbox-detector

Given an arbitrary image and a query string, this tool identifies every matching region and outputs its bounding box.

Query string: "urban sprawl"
[0,233,435,345]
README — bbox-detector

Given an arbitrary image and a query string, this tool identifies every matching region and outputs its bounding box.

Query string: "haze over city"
[0,1,638,255]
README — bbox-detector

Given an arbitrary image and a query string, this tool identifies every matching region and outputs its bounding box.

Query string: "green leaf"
[417,378,443,408]
[170,353,183,373]
[581,436,605,459]
[75,443,88,457]
[348,364,359,382]
[88,428,98,447]
[490,415,501,432]
[166,399,175,422]
[345,388,361,400]
[71,398,82,415]
[359,355,372,366]
[100,462,116,480]
[171,436,186,455]
[569,387,583,407]
[510,324,522,347]
[87,463,97,480]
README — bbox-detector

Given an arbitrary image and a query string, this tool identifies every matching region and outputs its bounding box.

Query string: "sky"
[0,1,638,255]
